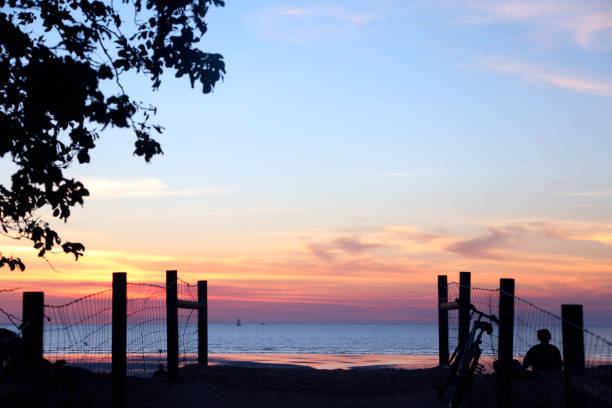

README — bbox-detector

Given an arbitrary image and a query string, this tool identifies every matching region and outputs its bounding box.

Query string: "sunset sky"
[1,0,612,325]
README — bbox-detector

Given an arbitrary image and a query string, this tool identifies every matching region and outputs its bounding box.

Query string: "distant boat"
[236,318,241,326]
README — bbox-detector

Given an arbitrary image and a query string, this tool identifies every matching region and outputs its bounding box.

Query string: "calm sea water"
[2,323,611,374]
[2,323,612,356]
[205,323,612,358]
[0,323,612,355]
[208,323,439,354]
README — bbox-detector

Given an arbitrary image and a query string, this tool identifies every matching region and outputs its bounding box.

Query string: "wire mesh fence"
[177,277,199,367]
[512,294,612,407]
[38,277,202,378]
[0,287,22,331]
[126,283,167,376]
[445,281,612,407]
[447,282,500,374]
[2,275,612,406]
[43,288,114,373]
[578,327,612,407]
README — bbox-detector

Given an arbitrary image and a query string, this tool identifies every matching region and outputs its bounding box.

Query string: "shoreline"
[208,353,440,370]
[1,362,466,408]
[4,359,592,407]
[40,353,443,374]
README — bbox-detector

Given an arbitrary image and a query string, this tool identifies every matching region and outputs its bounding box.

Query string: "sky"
[1,0,612,325]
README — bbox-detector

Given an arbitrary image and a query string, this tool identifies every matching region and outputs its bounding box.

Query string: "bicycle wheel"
[437,343,462,397]
[449,349,476,407]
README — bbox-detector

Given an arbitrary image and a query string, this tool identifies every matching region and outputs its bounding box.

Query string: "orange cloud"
[447,227,518,260]
[306,236,384,261]
[2,218,611,323]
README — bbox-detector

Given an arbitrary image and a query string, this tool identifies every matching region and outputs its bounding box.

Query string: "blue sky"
[2,0,612,323]
[81,0,612,227]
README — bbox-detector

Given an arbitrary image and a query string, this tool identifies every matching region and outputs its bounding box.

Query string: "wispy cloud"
[334,237,381,254]
[253,3,386,43]
[446,227,520,260]
[381,225,448,243]
[307,236,384,261]
[307,243,337,261]
[446,220,612,253]
[453,0,612,51]
[275,5,378,23]
[82,178,231,199]
[523,221,612,245]
[4,218,612,322]
[558,190,612,198]
[363,171,425,179]
[475,58,612,97]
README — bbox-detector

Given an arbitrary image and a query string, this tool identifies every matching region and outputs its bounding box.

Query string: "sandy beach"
[208,353,441,370]
[0,361,500,408]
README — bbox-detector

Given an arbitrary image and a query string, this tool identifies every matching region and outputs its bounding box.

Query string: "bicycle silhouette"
[436,299,499,407]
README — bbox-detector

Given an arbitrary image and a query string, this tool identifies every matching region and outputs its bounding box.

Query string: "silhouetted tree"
[0,0,225,270]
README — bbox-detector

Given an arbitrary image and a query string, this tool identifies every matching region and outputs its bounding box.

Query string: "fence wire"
[512,293,612,407]
[177,277,199,367]
[126,283,167,376]
[3,276,611,404]
[447,282,500,376]
[0,287,21,330]
[446,282,612,407]
[43,288,114,373]
[40,277,200,377]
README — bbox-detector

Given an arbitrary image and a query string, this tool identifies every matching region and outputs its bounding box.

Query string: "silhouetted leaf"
[0,0,225,271]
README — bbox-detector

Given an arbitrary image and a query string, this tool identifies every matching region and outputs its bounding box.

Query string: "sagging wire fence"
[0,287,22,330]
[43,282,171,376]
[3,271,612,403]
[43,288,114,373]
[0,273,205,378]
[177,277,200,367]
[443,276,612,407]
[447,282,500,374]
[511,293,612,407]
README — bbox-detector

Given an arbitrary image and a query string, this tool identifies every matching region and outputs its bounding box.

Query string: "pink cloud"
[3,219,612,324]
[333,237,381,254]
[446,227,521,259]
[476,58,612,97]
[306,236,384,261]
[455,0,612,51]
[306,243,336,261]
[253,3,385,43]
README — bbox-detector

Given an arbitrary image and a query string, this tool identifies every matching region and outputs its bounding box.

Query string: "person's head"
[537,329,552,344]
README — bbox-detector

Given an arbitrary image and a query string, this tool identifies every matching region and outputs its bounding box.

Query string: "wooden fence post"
[498,278,515,408]
[498,278,515,361]
[112,272,127,408]
[166,270,179,380]
[458,271,471,347]
[562,304,585,408]
[438,275,449,366]
[198,280,208,366]
[22,291,44,364]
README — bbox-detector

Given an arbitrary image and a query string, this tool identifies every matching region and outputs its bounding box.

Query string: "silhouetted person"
[523,329,562,372]
[153,363,167,378]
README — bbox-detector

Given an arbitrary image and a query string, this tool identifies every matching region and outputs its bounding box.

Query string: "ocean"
[2,323,611,374]
[207,323,440,355]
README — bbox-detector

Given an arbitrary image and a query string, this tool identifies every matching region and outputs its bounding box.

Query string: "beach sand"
[0,360,500,408]
[208,353,441,370]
